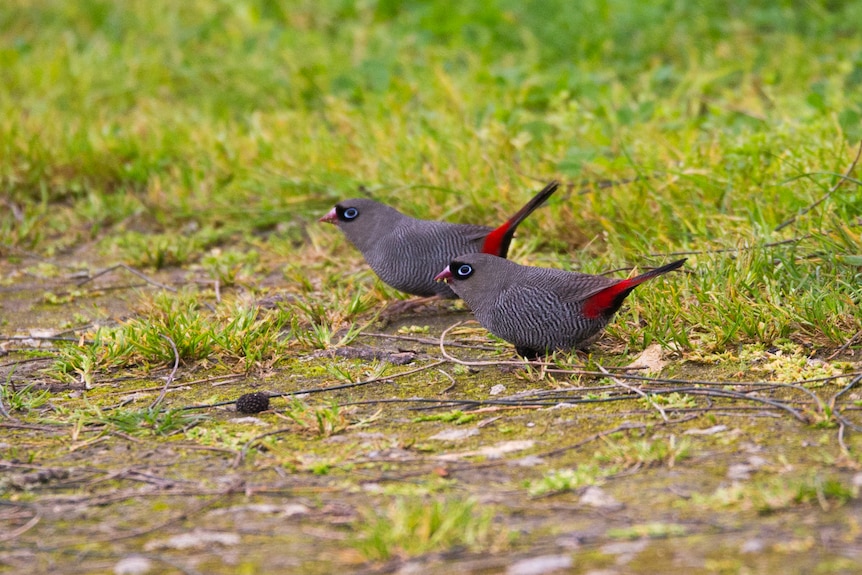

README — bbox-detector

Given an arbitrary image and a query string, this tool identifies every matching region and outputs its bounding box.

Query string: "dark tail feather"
[482,181,559,257]
[582,258,686,319]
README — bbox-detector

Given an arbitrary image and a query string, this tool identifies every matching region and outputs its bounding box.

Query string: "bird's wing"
[527,269,616,304]
[459,224,495,243]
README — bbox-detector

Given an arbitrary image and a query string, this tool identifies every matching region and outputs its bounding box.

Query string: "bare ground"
[2,260,861,575]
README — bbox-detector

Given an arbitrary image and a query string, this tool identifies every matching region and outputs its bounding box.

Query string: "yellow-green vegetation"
[2,1,862,573]
[354,497,499,560]
[596,434,692,468]
[51,292,292,380]
[282,398,352,437]
[607,523,688,540]
[696,473,856,514]
[413,410,478,425]
[528,464,612,497]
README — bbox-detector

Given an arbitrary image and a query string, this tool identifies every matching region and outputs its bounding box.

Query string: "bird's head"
[319,201,363,225]
[320,198,404,251]
[434,261,476,284]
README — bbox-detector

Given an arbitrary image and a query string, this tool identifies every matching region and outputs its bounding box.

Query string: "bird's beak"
[434,266,453,283]
[319,208,338,224]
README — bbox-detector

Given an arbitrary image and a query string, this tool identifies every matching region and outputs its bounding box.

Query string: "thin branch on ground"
[362,331,500,351]
[597,364,668,422]
[0,502,41,543]
[149,335,180,411]
[828,372,862,429]
[76,263,177,292]
[438,321,551,368]
[0,335,85,343]
[831,371,862,402]
[647,235,809,258]
[0,356,57,369]
[105,374,245,396]
[513,171,643,196]
[437,368,456,393]
[826,327,862,361]
[775,141,862,231]
[182,359,446,411]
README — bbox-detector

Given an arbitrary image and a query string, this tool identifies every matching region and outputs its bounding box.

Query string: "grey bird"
[320,182,559,298]
[435,254,686,358]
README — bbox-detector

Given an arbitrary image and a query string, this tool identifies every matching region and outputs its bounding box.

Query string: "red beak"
[434,266,453,283]
[319,208,338,224]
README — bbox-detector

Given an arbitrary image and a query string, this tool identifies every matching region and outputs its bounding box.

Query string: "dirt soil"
[2,260,861,575]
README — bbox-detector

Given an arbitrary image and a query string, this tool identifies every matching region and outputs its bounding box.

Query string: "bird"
[319,181,559,299]
[434,254,686,358]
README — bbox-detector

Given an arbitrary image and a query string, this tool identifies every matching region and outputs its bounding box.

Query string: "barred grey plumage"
[436,254,686,357]
[320,182,559,298]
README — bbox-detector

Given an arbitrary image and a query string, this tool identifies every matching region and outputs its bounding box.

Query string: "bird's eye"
[342,207,359,219]
[456,264,473,278]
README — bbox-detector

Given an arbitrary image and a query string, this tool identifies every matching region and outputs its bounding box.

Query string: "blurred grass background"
[2,0,861,349]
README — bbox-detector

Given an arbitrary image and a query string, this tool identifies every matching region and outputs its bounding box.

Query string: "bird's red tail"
[482,181,559,257]
[582,259,686,319]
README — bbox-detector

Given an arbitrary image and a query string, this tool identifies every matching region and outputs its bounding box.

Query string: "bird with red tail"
[320,181,559,299]
[435,254,686,358]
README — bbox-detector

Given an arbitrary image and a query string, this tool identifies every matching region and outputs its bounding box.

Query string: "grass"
[51,292,292,380]
[1,1,862,573]
[697,473,857,514]
[282,398,351,437]
[596,435,692,469]
[2,1,860,354]
[527,464,612,497]
[354,496,499,560]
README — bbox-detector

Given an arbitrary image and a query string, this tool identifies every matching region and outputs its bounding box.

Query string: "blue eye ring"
[456,264,473,277]
[342,207,359,219]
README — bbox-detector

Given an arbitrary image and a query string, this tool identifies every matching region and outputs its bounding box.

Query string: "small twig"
[829,372,862,408]
[182,359,446,411]
[438,321,553,367]
[438,369,456,394]
[826,328,862,361]
[828,372,862,435]
[0,421,64,431]
[362,331,499,351]
[0,356,57,369]
[76,263,177,292]
[775,141,862,232]
[837,421,851,459]
[513,172,643,196]
[105,374,245,396]
[0,199,24,222]
[0,335,83,343]
[0,504,41,542]
[69,435,109,453]
[681,388,809,423]
[597,364,668,423]
[646,235,809,258]
[477,415,503,428]
[149,335,180,410]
